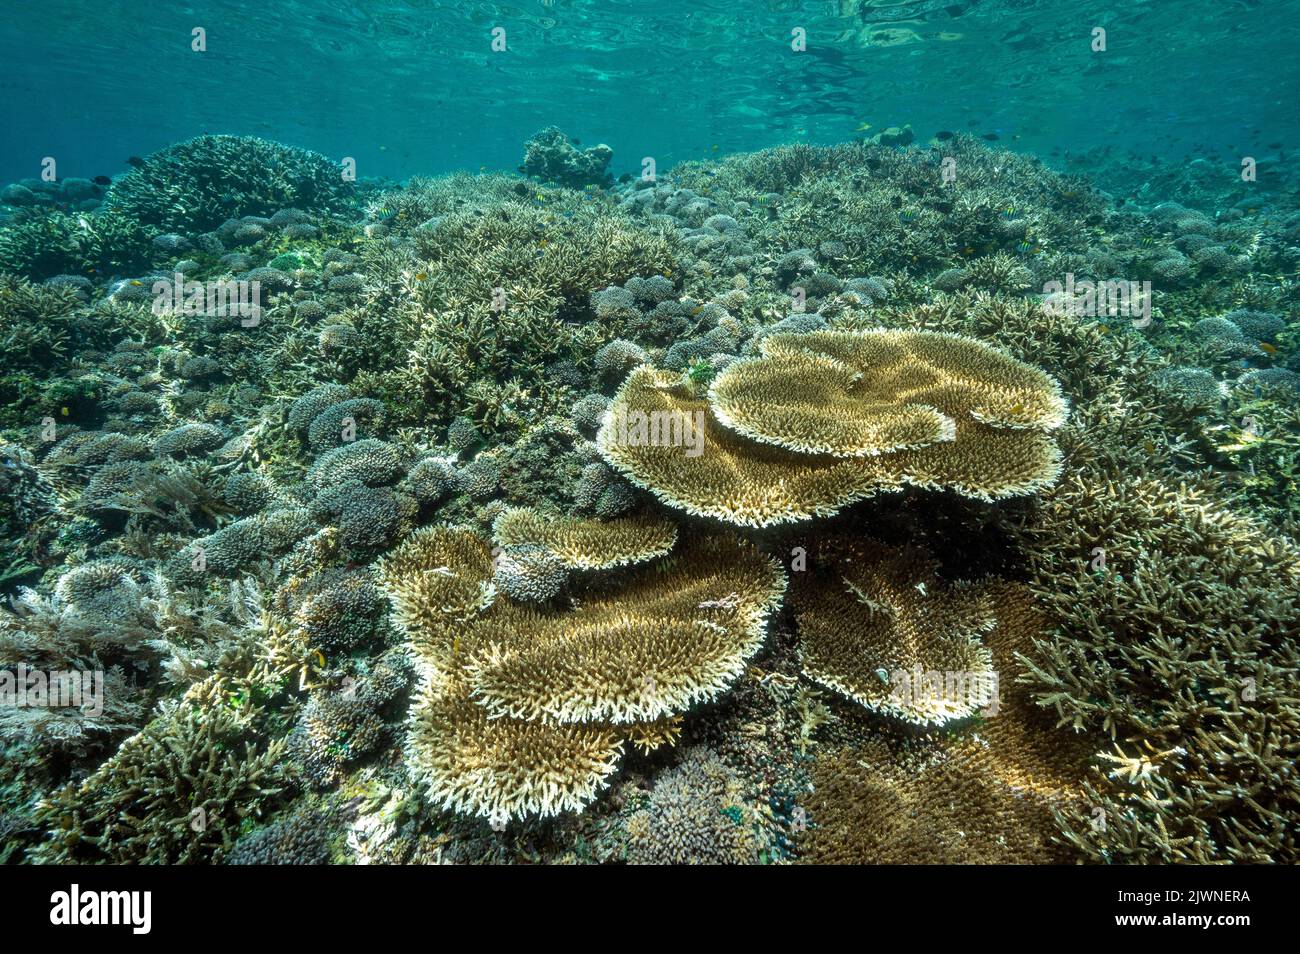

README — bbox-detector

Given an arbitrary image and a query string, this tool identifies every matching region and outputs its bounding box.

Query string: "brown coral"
[490,507,677,570]
[375,526,496,662]
[597,328,1065,528]
[381,525,784,821]
[711,329,1066,458]
[799,583,1092,864]
[792,539,996,728]
[464,534,786,725]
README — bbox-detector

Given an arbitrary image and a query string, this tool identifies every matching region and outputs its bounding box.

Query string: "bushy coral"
[104,135,354,232]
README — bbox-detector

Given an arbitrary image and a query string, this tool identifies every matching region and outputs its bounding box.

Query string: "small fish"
[126,155,145,168]
[379,145,388,151]
[92,175,111,186]
[982,132,1000,141]
[1000,206,1019,220]
[1098,324,1111,335]
[538,238,549,249]
[129,279,143,286]
[855,122,872,132]
[374,206,395,221]
[1259,341,1278,354]
[414,272,428,282]
[898,209,920,224]
[60,407,69,416]
[934,130,955,140]
[711,144,719,151]
[1143,439,1156,455]
[1015,240,1040,254]
[1137,236,1156,246]
[1008,402,1024,415]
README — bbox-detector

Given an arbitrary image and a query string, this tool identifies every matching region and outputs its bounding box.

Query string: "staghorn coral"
[490,507,677,570]
[34,679,287,863]
[1014,474,1300,864]
[792,538,996,728]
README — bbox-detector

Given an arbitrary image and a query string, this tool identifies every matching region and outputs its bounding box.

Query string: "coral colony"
[0,5,1298,871]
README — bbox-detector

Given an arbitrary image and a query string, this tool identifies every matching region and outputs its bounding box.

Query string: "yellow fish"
[1259,342,1278,354]
[855,122,872,132]
[414,272,427,282]
[129,279,143,286]
[1008,402,1024,415]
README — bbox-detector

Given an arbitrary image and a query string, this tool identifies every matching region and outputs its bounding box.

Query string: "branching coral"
[104,135,354,232]
[34,678,287,863]
[1014,474,1300,863]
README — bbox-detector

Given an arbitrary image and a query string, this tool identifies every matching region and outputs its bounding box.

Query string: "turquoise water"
[3,0,1298,184]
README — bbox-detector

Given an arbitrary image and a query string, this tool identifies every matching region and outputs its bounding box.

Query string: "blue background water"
[1,0,1297,185]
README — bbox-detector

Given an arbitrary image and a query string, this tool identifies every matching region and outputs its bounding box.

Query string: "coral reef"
[2,121,1296,866]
